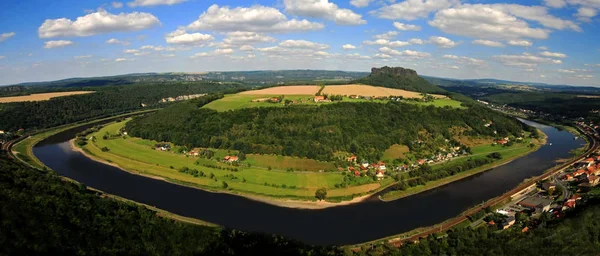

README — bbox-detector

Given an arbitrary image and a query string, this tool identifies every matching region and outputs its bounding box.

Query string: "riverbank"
[380,129,547,202]
[71,138,375,209]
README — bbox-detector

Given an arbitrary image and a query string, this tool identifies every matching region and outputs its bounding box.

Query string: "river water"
[33,119,584,245]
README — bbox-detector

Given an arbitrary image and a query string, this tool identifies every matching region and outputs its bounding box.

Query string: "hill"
[354,67,446,94]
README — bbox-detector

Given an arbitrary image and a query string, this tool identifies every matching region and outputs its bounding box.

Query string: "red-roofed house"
[354,170,361,177]
[497,140,508,145]
[563,200,576,209]
[347,155,357,162]
[573,169,586,177]
[376,170,385,180]
[585,157,595,163]
[417,159,425,165]
[563,174,574,181]
[314,96,326,102]
[223,156,231,161]
[228,156,239,163]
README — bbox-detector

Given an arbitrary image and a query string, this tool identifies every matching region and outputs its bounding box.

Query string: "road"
[389,123,598,247]
[554,175,570,200]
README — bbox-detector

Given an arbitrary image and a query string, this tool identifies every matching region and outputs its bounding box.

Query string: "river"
[33,119,584,245]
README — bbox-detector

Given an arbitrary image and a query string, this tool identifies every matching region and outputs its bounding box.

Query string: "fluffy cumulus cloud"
[38,10,160,38]
[373,31,399,39]
[373,0,459,20]
[112,2,124,8]
[557,69,576,73]
[239,45,255,51]
[283,0,366,25]
[222,31,277,45]
[428,36,458,48]
[429,4,580,40]
[187,4,323,33]
[540,51,568,58]
[74,55,93,59]
[342,44,357,50]
[544,0,566,8]
[0,32,15,42]
[44,40,74,49]
[165,28,214,45]
[257,40,330,57]
[576,7,597,21]
[493,53,562,68]
[378,47,431,58]
[442,54,486,66]
[190,48,235,58]
[393,22,422,31]
[363,39,410,47]
[350,0,374,8]
[278,40,329,50]
[507,40,533,47]
[472,39,505,47]
[128,0,186,7]
[106,38,130,45]
[408,38,425,44]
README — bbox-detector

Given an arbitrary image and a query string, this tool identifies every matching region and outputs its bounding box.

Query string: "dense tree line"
[0,154,337,255]
[353,68,446,94]
[127,99,528,161]
[0,82,245,131]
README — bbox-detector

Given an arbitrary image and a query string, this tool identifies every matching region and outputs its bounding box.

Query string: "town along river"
[33,119,584,245]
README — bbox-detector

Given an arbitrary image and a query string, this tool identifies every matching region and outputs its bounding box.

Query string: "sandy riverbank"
[70,139,372,209]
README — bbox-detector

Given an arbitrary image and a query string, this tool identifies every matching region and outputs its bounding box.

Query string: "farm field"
[0,91,94,103]
[321,84,446,98]
[81,120,386,200]
[240,85,320,95]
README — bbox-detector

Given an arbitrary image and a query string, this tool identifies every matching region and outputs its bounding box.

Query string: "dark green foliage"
[409,158,494,184]
[315,187,327,200]
[126,101,525,161]
[353,67,445,94]
[487,152,502,159]
[0,154,337,255]
[0,82,243,131]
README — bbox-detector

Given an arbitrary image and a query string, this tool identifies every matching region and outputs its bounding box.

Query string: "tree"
[315,187,327,201]
[222,181,228,189]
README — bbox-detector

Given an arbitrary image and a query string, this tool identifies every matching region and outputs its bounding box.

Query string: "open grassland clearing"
[245,154,336,172]
[321,84,446,98]
[0,91,94,103]
[82,120,385,199]
[382,144,410,162]
[202,94,314,112]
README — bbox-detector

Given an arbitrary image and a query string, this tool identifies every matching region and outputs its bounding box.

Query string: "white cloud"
[350,0,374,7]
[408,38,425,44]
[472,39,505,47]
[128,0,186,7]
[538,46,549,50]
[112,2,124,8]
[284,0,366,25]
[557,69,576,73]
[38,10,160,38]
[544,0,566,8]
[373,0,458,20]
[279,40,329,50]
[123,49,140,53]
[344,53,371,59]
[393,22,421,31]
[508,40,533,47]
[44,40,74,49]
[493,53,563,68]
[139,45,181,51]
[0,32,15,42]
[190,48,235,58]
[428,36,458,48]
[162,54,176,57]
[187,4,324,33]
[374,53,392,59]
[239,45,255,51]
[74,55,92,59]
[568,0,600,9]
[373,31,399,39]
[576,7,597,21]
[165,28,214,45]
[363,39,410,47]
[575,74,594,80]
[0,56,5,59]
[429,4,580,40]
[540,51,567,58]
[442,54,486,66]
[379,47,431,58]
[342,44,357,50]
[115,58,133,62]
[106,38,130,45]
[222,31,276,45]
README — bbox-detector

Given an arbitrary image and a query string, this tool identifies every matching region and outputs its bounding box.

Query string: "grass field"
[245,154,336,171]
[382,144,410,162]
[0,91,94,103]
[82,120,386,200]
[240,86,320,95]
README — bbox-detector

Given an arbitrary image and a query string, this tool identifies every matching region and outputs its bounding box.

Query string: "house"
[502,216,516,230]
[0,130,4,134]
[354,170,361,177]
[376,170,385,180]
[570,194,582,201]
[563,200,576,210]
[270,97,280,103]
[417,159,426,165]
[584,157,595,164]
[563,174,574,181]
[573,169,587,177]
[497,139,508,145]
[349,95,358,99]
[361,162,369,168]
[582,175,600,186]
[348,167,355,172]
[542,182,556,192]
[227,156,239,163]
[347,155,357,162]
[518,197,553,213]
[521,227,529,233]
[188,148,200,156]
[314,96,326,102]
[156,144,170,151]
[378,161,386,171]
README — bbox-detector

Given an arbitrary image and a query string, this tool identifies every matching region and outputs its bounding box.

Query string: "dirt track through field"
[0,91,95,103]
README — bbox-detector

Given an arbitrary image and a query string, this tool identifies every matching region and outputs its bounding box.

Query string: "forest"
[354,67,446,94]
[126,99,529,161]
[0,82,246,131]
[0,153,336,255]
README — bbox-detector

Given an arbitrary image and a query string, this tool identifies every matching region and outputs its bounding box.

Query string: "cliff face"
[370,66,418,77]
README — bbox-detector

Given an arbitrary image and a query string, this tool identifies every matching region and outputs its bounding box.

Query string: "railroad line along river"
[33,119,584,245]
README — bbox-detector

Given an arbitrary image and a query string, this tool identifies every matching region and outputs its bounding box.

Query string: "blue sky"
[0,0,599,86]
